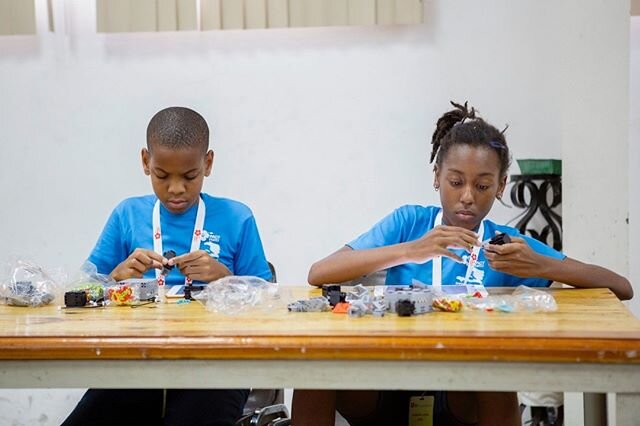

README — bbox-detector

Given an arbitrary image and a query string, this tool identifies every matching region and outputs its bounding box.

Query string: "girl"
[293,101,632,426]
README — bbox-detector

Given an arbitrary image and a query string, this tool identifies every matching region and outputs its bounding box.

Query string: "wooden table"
[1,287,639,423]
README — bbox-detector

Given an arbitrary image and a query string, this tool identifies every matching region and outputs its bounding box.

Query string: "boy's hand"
[110,249,166,282]
[169,250,231,283]
[406,225,480,264]
[484,236,544,277]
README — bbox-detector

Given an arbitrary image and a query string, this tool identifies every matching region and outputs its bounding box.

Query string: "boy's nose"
[168,179,186,195]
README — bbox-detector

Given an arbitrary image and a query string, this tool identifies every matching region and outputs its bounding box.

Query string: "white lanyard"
[152,197,206,286]
[431,209,484,289]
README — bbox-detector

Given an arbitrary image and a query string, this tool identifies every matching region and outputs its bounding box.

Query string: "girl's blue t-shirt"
[88,193,272,284]
[347,205,565,287]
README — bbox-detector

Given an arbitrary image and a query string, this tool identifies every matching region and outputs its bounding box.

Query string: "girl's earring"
[497,193,503,200]
[434,185,440,192]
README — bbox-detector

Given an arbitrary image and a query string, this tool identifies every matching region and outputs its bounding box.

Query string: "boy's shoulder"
[200,193,254,218]
[113,195,156,213]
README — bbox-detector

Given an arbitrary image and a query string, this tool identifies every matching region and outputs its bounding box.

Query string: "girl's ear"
[433,164,441,188]
[141,148,151,175]
[497,175,507,199]
[204,150,214,177]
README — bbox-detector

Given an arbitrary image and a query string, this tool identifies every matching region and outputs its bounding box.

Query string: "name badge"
[409,395,434,426]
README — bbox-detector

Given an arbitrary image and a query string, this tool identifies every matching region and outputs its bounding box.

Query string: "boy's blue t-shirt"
[347,205,565,287]
[89,193,272,284]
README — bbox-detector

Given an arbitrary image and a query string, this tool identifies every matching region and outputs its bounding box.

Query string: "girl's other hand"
[484,236,543,277]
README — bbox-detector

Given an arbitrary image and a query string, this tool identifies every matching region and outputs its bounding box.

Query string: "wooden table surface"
[1,287,639,363]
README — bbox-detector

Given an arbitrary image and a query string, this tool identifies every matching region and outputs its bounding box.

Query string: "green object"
[516,159,561,175]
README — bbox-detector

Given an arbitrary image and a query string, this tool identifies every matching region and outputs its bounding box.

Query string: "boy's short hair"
[147,107,209,153]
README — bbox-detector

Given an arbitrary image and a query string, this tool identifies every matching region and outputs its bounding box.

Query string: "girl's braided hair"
[430,101,511,177]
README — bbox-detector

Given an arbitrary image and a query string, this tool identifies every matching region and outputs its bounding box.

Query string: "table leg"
[615,393,640,426]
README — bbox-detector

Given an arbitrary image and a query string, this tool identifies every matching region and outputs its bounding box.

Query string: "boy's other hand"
[169,250,231,283]
[110,249,166,282]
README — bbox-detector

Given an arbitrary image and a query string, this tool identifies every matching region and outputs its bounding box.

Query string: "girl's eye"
[449,180,462,186]
[477,184,490,191]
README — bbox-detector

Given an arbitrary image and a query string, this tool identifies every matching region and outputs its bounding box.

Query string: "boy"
[63,107,271,426]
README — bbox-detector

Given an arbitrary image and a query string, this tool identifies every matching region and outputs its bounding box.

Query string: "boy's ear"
[204,150,214,177]
[141,148,151,175]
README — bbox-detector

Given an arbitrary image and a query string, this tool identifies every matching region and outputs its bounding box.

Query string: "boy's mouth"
[166,199,189,211]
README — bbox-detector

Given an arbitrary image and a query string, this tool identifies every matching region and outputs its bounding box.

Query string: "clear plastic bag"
[65,261,114,305]
[1,258,64,307]
[202,276,282,315]
[464,286,557,313]
[105,279,159,306]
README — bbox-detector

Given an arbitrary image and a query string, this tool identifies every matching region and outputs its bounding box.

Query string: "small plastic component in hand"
[396,299,416,317]
[432,297,462,312]
[287,297,330,312]
[162,250,176,275]
[488,233,511,245]
[332,302,351,314]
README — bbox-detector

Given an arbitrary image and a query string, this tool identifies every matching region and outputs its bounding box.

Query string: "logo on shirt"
[456,254,485,285]
[200,229,221,259]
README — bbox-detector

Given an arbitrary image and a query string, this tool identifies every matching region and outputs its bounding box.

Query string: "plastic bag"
[65,261,115,306]
[202,276,282,315]
[105,279,159,306]
[464,286,557,313]
[1,258,63,307]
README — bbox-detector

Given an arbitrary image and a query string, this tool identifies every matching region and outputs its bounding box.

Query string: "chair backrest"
[267,261,276,283]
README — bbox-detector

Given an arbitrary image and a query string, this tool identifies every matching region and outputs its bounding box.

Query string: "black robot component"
[64,291,88,307]
[488,233,511,246]
[322,284,346,307]
[395,299,416,317]
[162,250,176,275]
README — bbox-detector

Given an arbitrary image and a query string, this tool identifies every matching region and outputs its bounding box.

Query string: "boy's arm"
[308,226,480,286]
[485,237,633,300]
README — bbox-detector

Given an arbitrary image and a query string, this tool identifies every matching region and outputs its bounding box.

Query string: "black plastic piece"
[64,291,88,307]
[322,284,346,307]
[184,285,205,300]
[488,233,511,246]
[162,250,176,275]
[396,299,416,317]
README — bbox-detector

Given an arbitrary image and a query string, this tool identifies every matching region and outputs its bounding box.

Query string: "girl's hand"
[169,250,231,283]
[405,225,480,264]
[484,236,544,277]
[110,249,166,281]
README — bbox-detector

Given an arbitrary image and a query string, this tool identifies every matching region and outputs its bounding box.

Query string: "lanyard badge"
[152,197,206,286]
[431,209,484,289]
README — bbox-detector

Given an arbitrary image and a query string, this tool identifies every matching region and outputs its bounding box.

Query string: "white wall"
[629,16,640,319]
[0,1,633,425]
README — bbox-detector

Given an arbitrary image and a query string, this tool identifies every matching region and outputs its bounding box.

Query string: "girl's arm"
[485,237,633,300]
[308,225,480,286]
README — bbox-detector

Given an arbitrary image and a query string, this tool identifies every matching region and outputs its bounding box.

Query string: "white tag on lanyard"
[152,196,206,286]
[431,209,484,289]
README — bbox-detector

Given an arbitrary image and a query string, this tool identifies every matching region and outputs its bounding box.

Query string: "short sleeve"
[87,207,129,275]
[347,207,411,250]
[233,215,272,280]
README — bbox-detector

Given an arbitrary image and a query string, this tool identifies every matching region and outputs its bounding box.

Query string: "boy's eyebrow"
[152,167,200,175]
